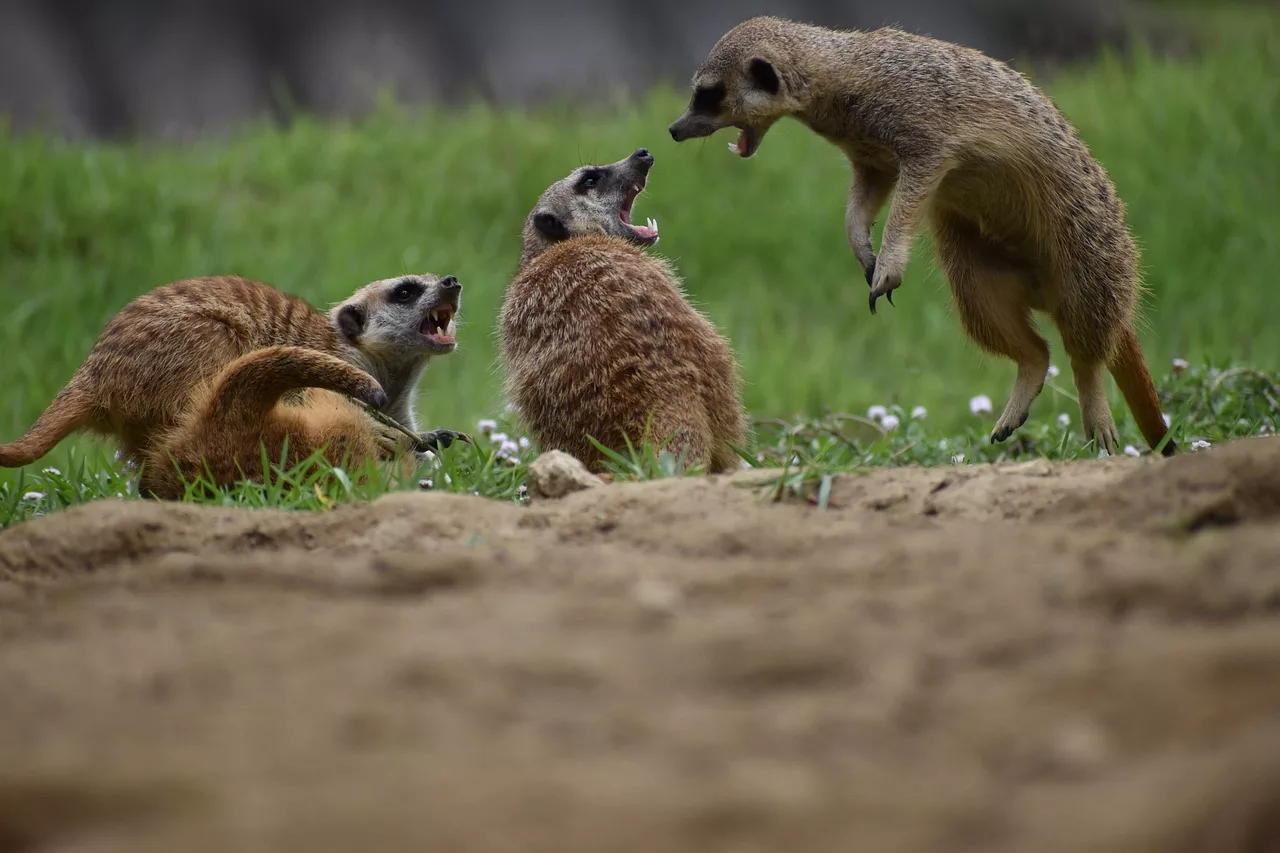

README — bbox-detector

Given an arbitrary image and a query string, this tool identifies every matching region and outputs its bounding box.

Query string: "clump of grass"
[1,357,1272,530]
[750,357,1274,504]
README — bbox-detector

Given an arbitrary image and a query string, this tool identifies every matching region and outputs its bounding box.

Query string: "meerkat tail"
[202,346,388,436]
[0,386,94,468]
[1107,327,1176,457]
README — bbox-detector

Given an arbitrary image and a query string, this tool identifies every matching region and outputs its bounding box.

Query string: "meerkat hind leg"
[933,212,1051,445]
[1065,351,1120,456]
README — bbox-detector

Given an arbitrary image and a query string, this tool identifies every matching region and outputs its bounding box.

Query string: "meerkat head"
[522,148,660,262]
[668,17,807,160]
[331,273,462,361]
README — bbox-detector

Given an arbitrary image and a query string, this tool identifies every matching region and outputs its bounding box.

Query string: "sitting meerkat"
[499,148,748,474]
[667,16,1175,458]
[0,274,465,478]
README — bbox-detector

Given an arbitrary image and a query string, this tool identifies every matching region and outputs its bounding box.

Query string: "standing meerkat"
[0,274,465,473]
[499,148,748,474]
[667,17,1176,457]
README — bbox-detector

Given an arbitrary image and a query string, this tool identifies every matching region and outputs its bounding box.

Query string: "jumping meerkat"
[667,16,1176,457]
[0,273,465,473]
[499,147,748,474]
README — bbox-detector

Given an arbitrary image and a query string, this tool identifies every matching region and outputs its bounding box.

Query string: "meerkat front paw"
[868,261,902,314]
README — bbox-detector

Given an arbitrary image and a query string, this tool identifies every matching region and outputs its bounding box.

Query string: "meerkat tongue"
[729,128,756,158]
[631,217,659,240]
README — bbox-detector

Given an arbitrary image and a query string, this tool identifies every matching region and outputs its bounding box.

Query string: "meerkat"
[499,147,748,474]
[137,346,414,500]
[667,16,1176,458]
[0,273,464,472]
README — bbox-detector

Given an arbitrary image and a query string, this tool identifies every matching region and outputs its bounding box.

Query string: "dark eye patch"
[691,83,725,114]
[391,278,425,304]
[574,168,608,193]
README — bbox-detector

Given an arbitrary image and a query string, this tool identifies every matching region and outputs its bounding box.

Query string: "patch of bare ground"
[2,436,1279,852]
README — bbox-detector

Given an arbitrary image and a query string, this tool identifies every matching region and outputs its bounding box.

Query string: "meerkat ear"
[337,304,366,340]
[748,57,781,95]
[533,210,570,241]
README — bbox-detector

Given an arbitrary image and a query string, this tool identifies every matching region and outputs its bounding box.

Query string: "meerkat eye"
[575,169,605,192]
[391,279,425,304]
[692,83,726,114]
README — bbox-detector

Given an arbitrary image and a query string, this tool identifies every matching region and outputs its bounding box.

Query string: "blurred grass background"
[1,3,1276,488]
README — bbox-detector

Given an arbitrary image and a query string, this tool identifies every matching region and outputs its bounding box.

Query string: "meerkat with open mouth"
[667,16,1175,458]
[1,273,466,494]
[500,148,748,474]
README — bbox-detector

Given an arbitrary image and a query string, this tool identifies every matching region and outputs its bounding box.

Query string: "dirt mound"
[1048,435,1280,533]
[2,438,1280,852]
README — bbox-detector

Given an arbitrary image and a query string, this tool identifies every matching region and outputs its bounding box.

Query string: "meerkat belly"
[935,170,1037,251]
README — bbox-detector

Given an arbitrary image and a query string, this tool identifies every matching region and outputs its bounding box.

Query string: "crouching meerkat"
[498,148,749,474]
[0,274,465,484]
[667,16,1176,457]
[138,346,410,499]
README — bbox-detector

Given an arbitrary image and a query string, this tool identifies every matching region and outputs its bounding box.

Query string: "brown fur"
[137,346,418,500]
[0,274,463,474]
[500,150,748,474]
[668,16,1176,457]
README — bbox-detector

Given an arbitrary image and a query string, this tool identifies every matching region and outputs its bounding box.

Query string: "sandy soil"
[2,436,1280,853]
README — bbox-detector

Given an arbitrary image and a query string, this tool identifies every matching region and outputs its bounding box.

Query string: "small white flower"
[1238,418,1250,426]
[518,436,530,449]
[444,473,453,485]
[41,467,61,476]
[1260,424,1273,434]
[477,419,497,434]
[969,395,993,415]
[789,455,800,466]
[490,431,509,445]
[951,454,965,464]
[1191,439,1211,451]
[1162,413,1172,428]
[21,491,44,501]
[910,405,927,420]
[1171,357,1189,371]
[938,439,949,450]
[1046,364,1060,378]
[881,414,900,431]
[1058,413,1070,427]
[867,404,887,421]
[1123,445,1140,457]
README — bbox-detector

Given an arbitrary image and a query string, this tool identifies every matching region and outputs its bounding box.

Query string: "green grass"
[1,4,1277,527]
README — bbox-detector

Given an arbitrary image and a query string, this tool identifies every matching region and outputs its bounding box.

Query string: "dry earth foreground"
[2,437,1280,853]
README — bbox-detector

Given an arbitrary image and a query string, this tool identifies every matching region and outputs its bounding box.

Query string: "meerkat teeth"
[648,217,659,232]
[727,141,738,154]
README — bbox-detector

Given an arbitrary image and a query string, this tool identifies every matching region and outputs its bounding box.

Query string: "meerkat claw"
[864,257,876,287]
[414,428,470,452]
